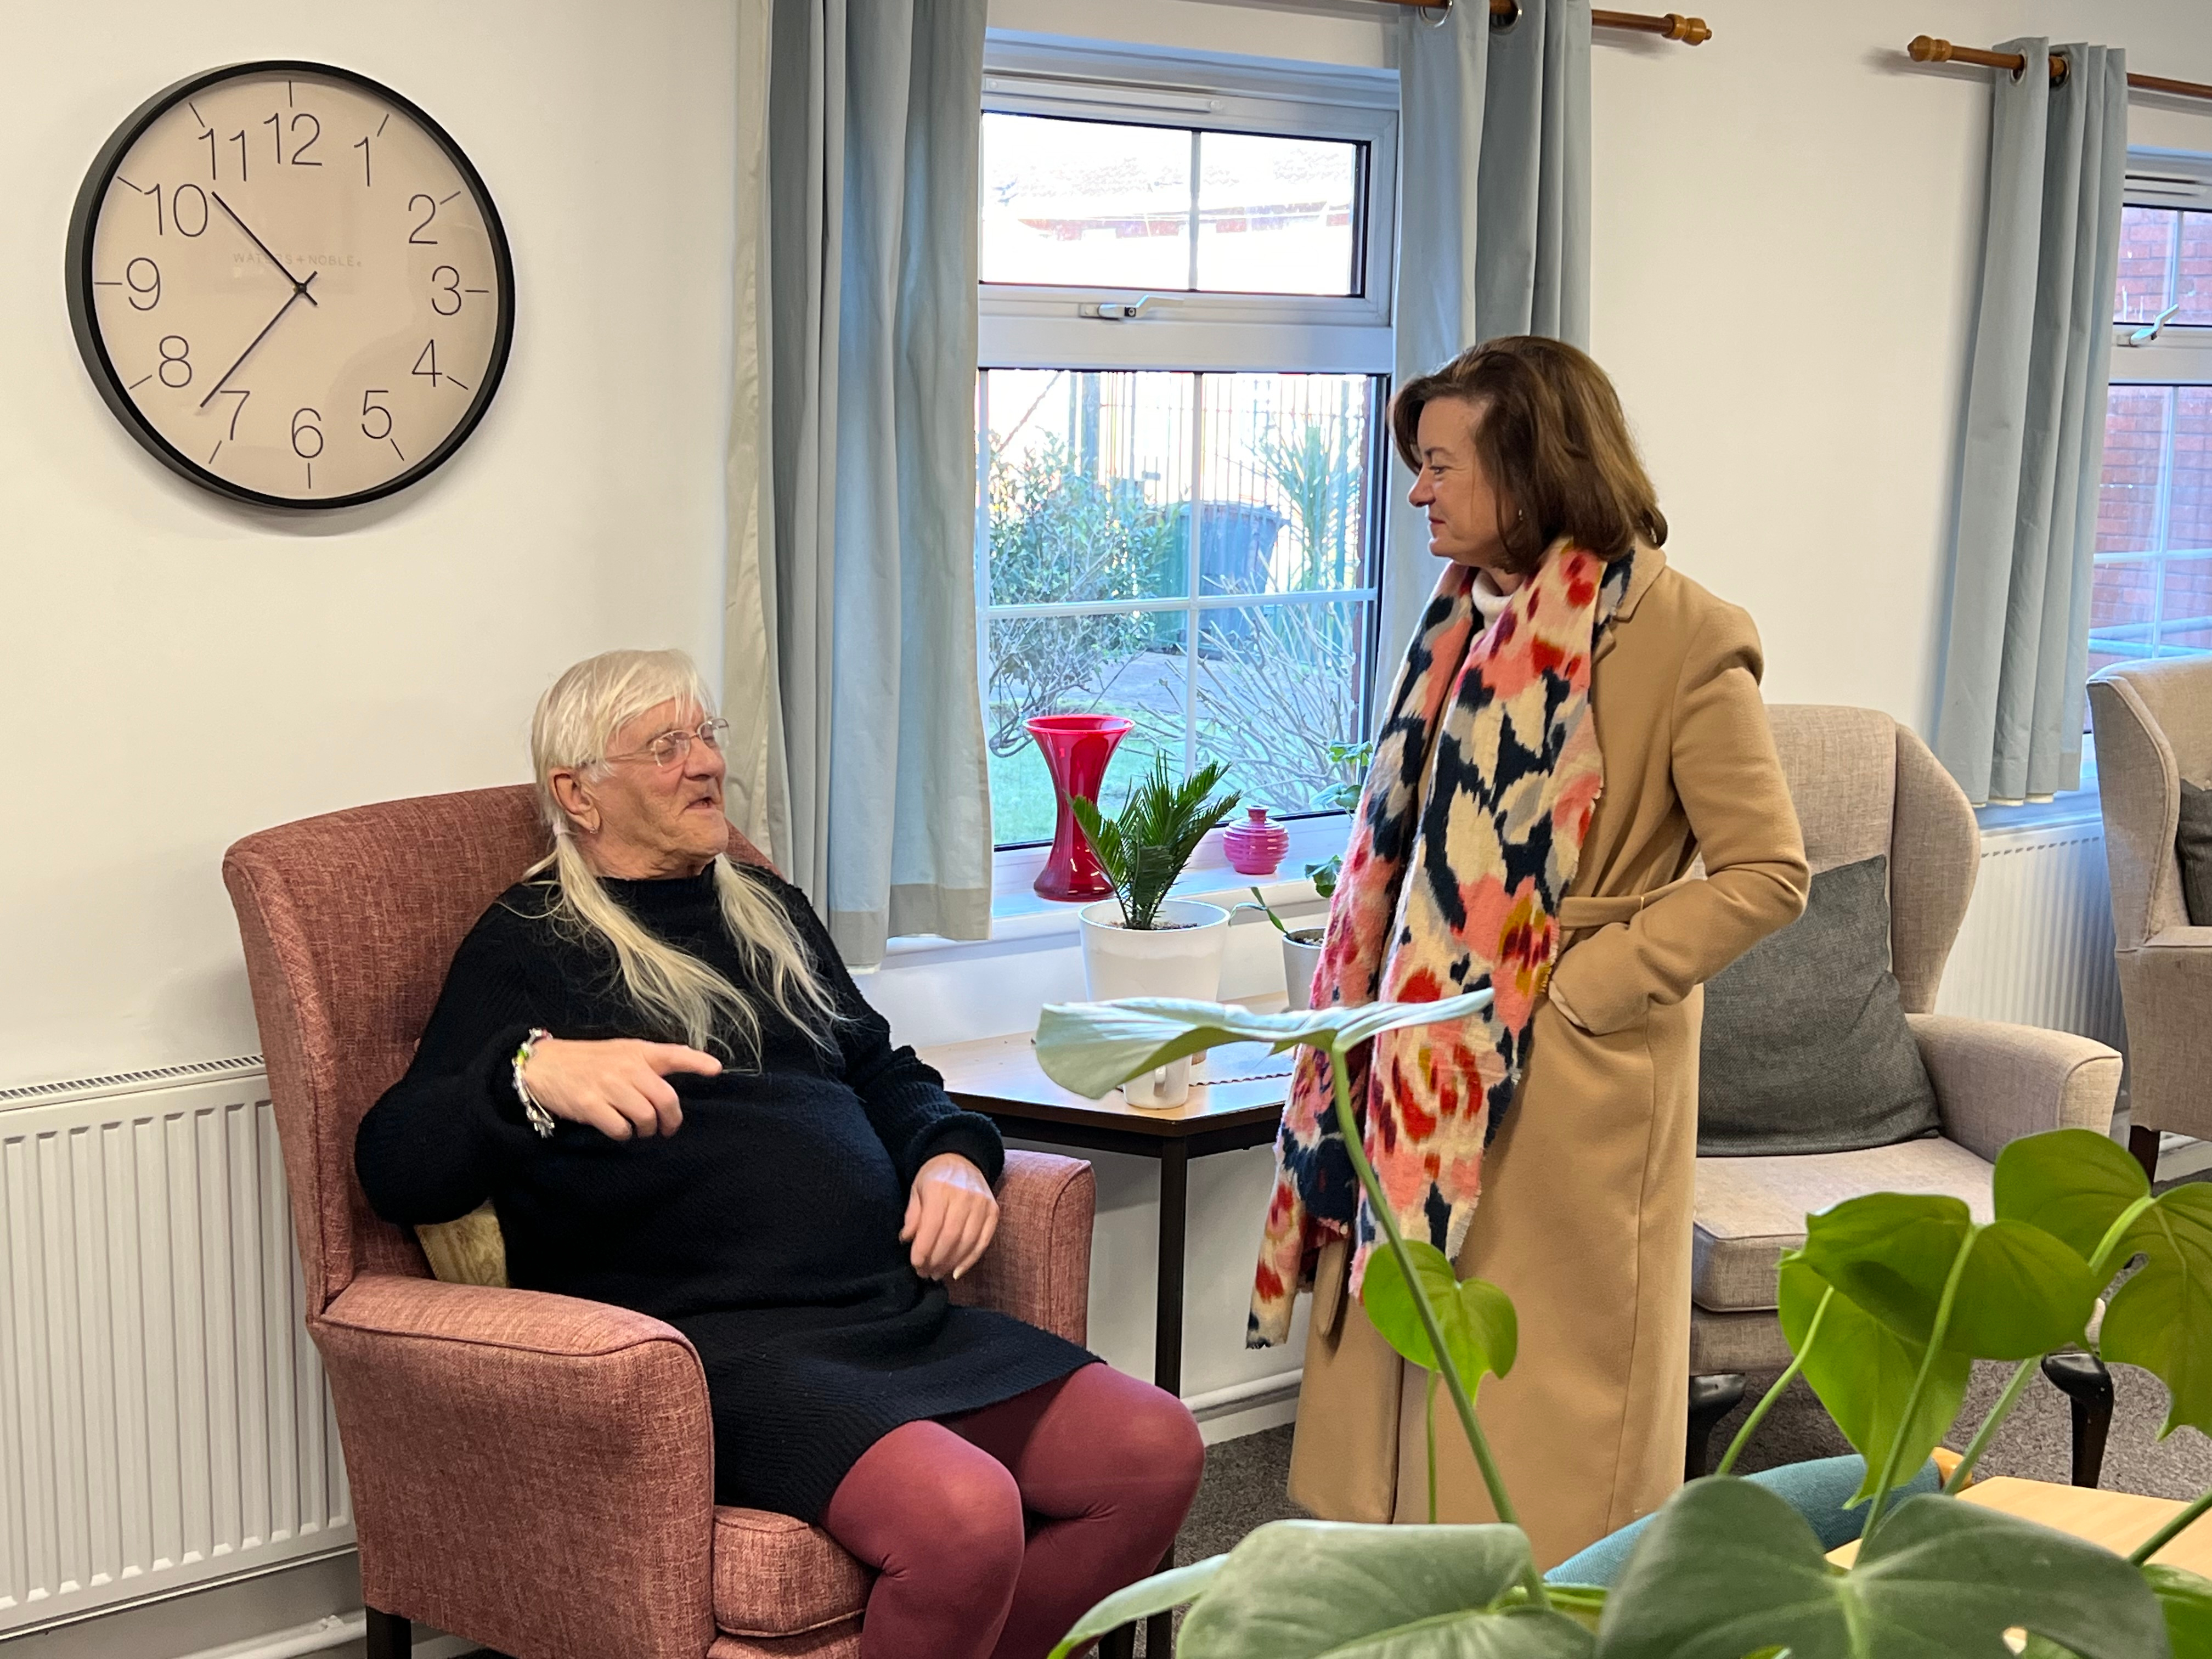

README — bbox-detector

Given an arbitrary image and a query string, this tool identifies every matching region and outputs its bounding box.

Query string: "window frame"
[974,34,1401,862]
[2096,146,2212,673]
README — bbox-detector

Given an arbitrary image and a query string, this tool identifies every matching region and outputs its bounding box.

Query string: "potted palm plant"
[1068,758,1239,1105]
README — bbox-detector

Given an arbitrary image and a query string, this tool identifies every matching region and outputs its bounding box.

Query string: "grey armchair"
[2088,657,2212,1179]
[1685,706,2125,1480]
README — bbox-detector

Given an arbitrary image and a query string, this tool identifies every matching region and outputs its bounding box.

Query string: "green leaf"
[1362,1239,1519,1384]
[1033,991,1494,1099]
[1779,1256,1968,1506]
[1593,1480,2170,1658]
[1994,1127,2152,1263]
[2145,1564,2212,1659]
[1175,1520,1593,1659]
[1048,1554,1227,1659]
[1798,1195,2095,1359]
[2106,1186,2212,1436]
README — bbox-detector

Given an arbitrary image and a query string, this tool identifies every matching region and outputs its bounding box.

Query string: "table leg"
[1147,1140,1190,1658]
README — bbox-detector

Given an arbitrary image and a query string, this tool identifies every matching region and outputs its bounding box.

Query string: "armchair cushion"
[2180,778,2212,926]
[713,1509,870,1638]
[1697,855,1940,1156]
[1692,1138,1996,1312]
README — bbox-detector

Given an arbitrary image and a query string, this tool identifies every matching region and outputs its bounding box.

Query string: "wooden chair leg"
[1686,1373,1747,1481]
[2131,1124,2162,1183]
[2042,1353,2117,1490]
[364,1607,410,1659]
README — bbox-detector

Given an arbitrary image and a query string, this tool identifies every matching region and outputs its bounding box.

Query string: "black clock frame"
[65,60,517,511]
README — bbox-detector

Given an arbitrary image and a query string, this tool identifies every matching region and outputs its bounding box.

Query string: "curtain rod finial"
[1909,35,1955,65]
[1663,14,1712,45]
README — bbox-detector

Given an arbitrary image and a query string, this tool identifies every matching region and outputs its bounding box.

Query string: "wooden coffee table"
[1828,1475,2212,1572]
[917,1015,1293,1658]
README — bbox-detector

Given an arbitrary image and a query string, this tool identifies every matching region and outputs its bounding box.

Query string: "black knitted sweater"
[353,863,1092,1521]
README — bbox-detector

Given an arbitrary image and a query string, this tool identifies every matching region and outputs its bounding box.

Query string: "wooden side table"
[1827,1475,2212,1573]
[917,1024,1293,1657]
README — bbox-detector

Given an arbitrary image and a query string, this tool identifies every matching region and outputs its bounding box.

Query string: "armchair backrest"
[1765,706,1979,1014]
[2089,657,2212,949]
[223,785,772,1316]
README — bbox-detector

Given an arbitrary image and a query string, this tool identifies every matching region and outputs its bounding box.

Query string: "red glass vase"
[1027,714,1133,901]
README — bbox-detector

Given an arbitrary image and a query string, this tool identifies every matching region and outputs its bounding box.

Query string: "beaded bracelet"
[512,1028,555,1138]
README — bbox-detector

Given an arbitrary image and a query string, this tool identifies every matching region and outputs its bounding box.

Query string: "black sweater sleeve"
[354,914,549,1226]
[769,874,1005,1190]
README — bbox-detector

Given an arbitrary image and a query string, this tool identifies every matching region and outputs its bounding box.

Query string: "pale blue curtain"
[1379,0,1592,686]
[1934,41,2126,806]
[753,0,994,964]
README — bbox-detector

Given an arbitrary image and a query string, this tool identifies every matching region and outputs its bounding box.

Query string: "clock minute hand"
[199,272,319,409]
[212,192,317,305]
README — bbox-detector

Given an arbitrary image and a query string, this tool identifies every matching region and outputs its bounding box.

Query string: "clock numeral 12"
[263,111,323,167]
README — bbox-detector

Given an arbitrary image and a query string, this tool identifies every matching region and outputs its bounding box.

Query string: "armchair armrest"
[948,1149,1095,1343]
[1905,1014,2123,1164]
[314,1275,716,1659]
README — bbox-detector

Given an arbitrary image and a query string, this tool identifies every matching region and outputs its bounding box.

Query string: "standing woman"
[1249,337,1809,1568]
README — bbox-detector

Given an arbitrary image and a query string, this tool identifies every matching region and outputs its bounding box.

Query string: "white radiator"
[0,1059,352,1638]
[1933,816,2126,1049]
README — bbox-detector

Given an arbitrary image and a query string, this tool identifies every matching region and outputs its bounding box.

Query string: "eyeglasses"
[605,717,730,771]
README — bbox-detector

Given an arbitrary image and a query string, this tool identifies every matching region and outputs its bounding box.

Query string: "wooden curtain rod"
[1368,1,1713,46]
[1909,35,2212,102]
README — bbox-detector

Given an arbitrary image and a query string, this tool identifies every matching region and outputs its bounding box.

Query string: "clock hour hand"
[212,192,317,304]
[199,272,318,409]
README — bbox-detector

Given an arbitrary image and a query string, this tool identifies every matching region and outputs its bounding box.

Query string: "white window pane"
[1194,602,1374,816]
[1199,374,1374,592]
[981,113,1192,290]
[1194,132,1359,295]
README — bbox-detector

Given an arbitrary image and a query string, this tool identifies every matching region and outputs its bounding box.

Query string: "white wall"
[0,0,737,1090]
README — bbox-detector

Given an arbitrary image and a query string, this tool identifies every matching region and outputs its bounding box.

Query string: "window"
[975,39,1397,849]
[2094,153,2212,678]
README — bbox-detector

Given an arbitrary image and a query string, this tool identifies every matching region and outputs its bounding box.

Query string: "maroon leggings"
[819,1363,1203,1659]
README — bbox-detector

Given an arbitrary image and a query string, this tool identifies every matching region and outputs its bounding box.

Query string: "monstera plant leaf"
[2106,1185,2212,1436]
[1994,1128,2154,1266]
[1594,1479,2170,1659]
[2145,1563,2212,1659]
[1032,991,1494,1100]
[1779,1256,1969,1507]
[1176,1521,1591,1659]
[1362,1239,1519,1386]
[1046,1554,1228,1658]
[1796,1193,2096,1359]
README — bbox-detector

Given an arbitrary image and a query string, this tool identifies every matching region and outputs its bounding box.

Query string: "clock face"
[66,63,514,509]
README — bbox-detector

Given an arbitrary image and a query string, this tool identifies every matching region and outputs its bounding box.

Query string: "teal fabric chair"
[1545,1456,1944,1588]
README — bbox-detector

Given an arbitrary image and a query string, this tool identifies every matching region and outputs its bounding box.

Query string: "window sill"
[880,815,1348,962]
[1972,743,2102,842]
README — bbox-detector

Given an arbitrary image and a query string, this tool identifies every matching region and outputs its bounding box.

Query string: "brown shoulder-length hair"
[1390,335,1666,573]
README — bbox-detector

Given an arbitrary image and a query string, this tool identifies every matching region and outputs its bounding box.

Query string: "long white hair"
[524,648,838,1061]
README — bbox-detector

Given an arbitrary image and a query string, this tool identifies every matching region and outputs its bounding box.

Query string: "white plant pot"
[1079,898,1231,1107]
[1281,928,1327,1011]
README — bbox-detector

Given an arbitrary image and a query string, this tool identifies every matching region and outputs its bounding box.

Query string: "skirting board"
[1188,1369,1301,1446]
[3,1551,469,1659]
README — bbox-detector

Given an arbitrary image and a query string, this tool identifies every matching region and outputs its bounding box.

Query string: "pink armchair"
[223,785,1095,1659]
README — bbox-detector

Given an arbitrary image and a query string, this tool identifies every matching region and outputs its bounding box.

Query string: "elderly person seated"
[356,648,1203,1659]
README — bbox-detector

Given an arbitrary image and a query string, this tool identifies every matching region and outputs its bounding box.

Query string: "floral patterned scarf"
[1248,540,1637,1347]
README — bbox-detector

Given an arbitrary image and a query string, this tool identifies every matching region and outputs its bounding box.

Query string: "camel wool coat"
[1285,545,1810,1570]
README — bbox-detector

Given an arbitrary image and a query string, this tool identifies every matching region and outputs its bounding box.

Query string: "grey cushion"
[1691,1137,1996,1313]
[1697,854,1942,1157]
[2179,779,2212,927]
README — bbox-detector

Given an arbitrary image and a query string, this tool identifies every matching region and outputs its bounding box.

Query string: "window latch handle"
[2129,301,2183,346]
[1084,296,1157,322]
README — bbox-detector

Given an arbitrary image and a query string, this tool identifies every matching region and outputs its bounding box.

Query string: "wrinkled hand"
[521,1036,722,1141]
[900,1153,999,1281]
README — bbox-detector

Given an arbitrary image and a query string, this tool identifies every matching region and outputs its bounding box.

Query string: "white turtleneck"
[1471,568,1515,624]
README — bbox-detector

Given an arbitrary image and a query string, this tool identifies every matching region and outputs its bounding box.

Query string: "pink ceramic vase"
[1223,805,1290,877]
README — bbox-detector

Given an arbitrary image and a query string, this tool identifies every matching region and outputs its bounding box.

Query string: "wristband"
[512,1028,555,1138]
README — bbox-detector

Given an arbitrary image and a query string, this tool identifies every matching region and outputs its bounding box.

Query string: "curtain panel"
[1379,0,1592,693]
[1934,40,2126,806]
[727,0,995,965]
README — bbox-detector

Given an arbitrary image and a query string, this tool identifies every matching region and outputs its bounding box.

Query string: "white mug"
[1124,1056,1192,1108]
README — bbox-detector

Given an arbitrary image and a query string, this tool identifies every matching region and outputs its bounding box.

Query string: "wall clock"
[66,61,514,510]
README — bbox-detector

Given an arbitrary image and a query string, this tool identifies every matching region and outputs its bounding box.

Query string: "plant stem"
[2089,1194,2158,1282]
[2132,1486,2212,1565]
[1943,1356,2040,1494]
[1426,1369,1440,1525]
[1717,1288,1832,1477]
[1864,1232,1975,1538]
[1326,1047,1547,1607]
